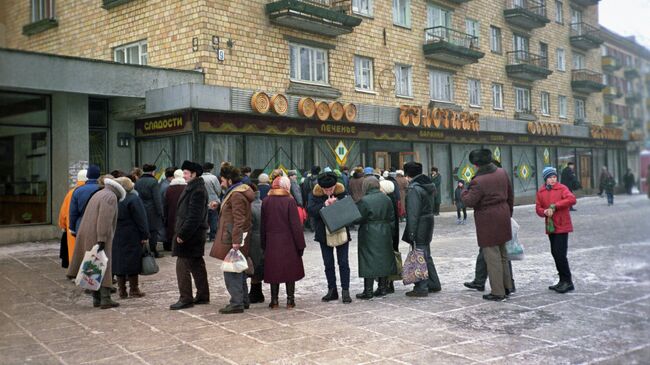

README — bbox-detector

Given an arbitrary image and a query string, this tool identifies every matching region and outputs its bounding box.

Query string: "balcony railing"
[266,0,362,37]
[507,50,548,68]
[505,0,547,17]
[570,22,599,38]
[572,69,602,83]
[424,26,479,50]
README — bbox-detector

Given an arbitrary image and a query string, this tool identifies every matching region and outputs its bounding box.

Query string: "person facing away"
[164,170,187,246]
[59,169,87,269]
[159,167,177,251]
[201,162,222,242]
[598,166,616,206]
[623,168,635,195]
[134,164,164,258]
[430,167,442,216]
[453,180,467,225]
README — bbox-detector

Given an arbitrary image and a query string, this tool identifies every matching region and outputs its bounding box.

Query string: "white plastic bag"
[222,248,249,273]
[506,218,525,261]
[75,244,108,291]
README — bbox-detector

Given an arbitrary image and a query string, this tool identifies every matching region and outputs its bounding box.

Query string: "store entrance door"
[374,151,419,171]
[579,155,592,190]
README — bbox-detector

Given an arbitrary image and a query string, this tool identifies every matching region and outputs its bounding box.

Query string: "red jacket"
[535,182,576,234]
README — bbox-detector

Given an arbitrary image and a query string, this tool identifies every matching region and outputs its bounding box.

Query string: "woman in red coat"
[261,176,306,309]
[536,167,577,294]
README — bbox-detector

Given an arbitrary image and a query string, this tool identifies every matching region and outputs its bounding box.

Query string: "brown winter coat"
[261,188,306,284]
[396,175,409,211]
[461,163,514,247]
[349,174,365,202]
[164,183,185,243]
[67,179,125,287]
[209,183,255,260]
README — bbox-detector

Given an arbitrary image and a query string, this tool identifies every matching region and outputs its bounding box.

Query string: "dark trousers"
[175,257,210,304]
[549,233,572,283]
[606,192,614,205]
[483,244,512,296]
[433,203,441,215]
[208,209,218,241]
[413,243,441,293]
[472,248,515,288]
[318,241,350,290]
[224,271,249,308]
[149,230,159,254]
[456,207,467,220]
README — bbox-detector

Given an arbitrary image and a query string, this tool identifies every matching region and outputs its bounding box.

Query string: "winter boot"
[92,290,101,308]
[286,282,295,309]
[269,284,279,309]
[321,288,338,302]
[341,289,352,304]
[375,277,388,297]
[128,276,145,298]
[387,281,395,294]
[249,282,265,304]
[116,276,128,299]
[356,278,374,300]
[99,287,120,309]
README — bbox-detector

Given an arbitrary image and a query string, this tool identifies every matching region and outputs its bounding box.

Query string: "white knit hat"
[77,169,88,182]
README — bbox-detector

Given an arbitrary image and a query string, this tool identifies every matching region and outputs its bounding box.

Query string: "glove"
[97,242,105,252]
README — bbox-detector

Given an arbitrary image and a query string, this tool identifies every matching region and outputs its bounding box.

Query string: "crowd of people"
[58,148,592,311]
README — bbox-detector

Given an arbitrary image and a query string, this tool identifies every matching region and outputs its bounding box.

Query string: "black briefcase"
[319,196,362,232]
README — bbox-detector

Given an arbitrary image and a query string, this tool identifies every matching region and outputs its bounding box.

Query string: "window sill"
[22,18,58,36]
[102,0,136,9]
[355,88,377,95]
[541,113,551,117]
[396,95,414,100]
[493,107,505,111]
[352,12,374,20]
[469,105,482,109]
[491,51,503,55]
[557,69,566,73]
[393,23,412,30]
[559,116,568,120]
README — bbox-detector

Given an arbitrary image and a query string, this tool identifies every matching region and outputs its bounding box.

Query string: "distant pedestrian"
[536,167,577,294]
[202,162,222,242]
[164,170,186,245]
[430,167,442,216]
[134,164,164,258]
[560,162,580,211]
[59,169,87,268]
[241,166,252,185]
[348,166,365,203]
[258,173,271,200]
[248,184,265,304]
[287,170,304,207]
[599,166,616,206]
[453,180,467,224]
[396,170,408,220]
[623,168,635,195]
[159,167,176,250]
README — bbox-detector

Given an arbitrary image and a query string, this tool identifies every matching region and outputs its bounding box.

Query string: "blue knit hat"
[542,167,558,181]
[87,164,101,180]
[363,167,374,176]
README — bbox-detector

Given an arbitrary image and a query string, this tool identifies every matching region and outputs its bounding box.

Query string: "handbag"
[319,196,362,232]
[222,249,249,273]
[387,251,403,281]
[75,244,108,291]
[325,226,348,247]
[141,244,160,276]
[297,206,308,225]
[506,218,524,260]
[402,247,429,285]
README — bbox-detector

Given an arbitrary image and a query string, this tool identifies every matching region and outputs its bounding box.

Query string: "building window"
[31,0,55,22]
[468,79,481,107]
[558,95,567,118]
[556,48,565,71]
[465,19,480,44]
[573,52,585,69]
[395,64,413,97]
[490,26,502,53]
[393,0,411,28]
[539,42,549,68]
[354,56,374,91]
[289,43,328,85]
[352,0,373,17]
[541,92,550,115]
[575,98,585,120]
[492,83,503,110]
[429,69,453,102]
[555,0,563,24]
[515,87,531,113]
[513,34,529,53]
[114,40,148,65]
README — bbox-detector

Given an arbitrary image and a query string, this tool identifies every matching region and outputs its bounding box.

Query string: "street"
[1,194,649,365]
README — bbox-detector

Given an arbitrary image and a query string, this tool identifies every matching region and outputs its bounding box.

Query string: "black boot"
[356,278,374,300]
[554,281,575,294]
[548,281,561,291]
[387,280,395,294]
[341,289,352,304]
[128,276,145,298]
[249,283,265,304]
[99,287,120,309]
[286,282,295,309]
[373,277,388,297]
[92,290,101,308]
[150,242,163,258]
[116,276,128,299]
[269,284,279,309]
[321,288,338,302]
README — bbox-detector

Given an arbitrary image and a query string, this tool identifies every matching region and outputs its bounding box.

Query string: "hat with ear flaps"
[469,149,493,167]
[181,160,203,176]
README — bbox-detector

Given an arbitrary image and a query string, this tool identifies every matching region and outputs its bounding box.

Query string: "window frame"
[395,64,413,98]
[289,43,329,86]
[556,48,566,71]
[429,69,454,102]
[31,0,55,22]
[540,92,551,116]
[490,26,502,54]
[354,55,374,92]
[352,0,373,17]
[465,18,480,45]
[113,40,148,66]
[555,0,564,24]
[558,95,568,118]
[468,79,481,107]
[492,83,504,110]
[393,0,411,28]
[574,98,585,120]
[514,86,531,113]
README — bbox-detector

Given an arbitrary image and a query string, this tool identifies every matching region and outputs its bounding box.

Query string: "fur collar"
[170,177,187,186]
[104,178,127,202]
[268,188,290,197]
[313,182,345,197]
[474,163,497,177]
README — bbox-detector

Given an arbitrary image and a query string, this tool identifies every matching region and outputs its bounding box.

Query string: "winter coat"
[112,191,149,276]
[201,172,222,204]
[599,171,615,193]
[623,172,635,189]
[290,180,304,207]
[67,180,125,287]
[307,182,350,244]
[461,163,514,247]
[535,182,576,234]
[160,178,171,198]
[261,188,306,283]
[348,173,365,203]
[68,180,101,233]
[209,183,255,260]
[134,174,163,231]
[431,173,442,205]
[355,188,397,278]
[59,181,85,265]
[258,183,271,201]
[172,177,208,258]
[396,175,408,211]
[560,167,579,191]
[402,174,436,245]
[249,191,264,280]
[164,181,186,243]
[454,187,465,208]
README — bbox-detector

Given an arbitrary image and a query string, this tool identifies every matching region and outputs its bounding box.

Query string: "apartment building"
[0,0,633,242]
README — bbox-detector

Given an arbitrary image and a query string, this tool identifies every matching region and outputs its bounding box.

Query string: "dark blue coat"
[68,180,101,233]
[135,174,163,231]
[112,191,150,276]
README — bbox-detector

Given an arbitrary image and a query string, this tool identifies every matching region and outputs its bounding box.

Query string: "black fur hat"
[181,160,203,176]
[469,149,493,167]
[220,163,242,183]
[317,172,337,188]
[403,162,423,178]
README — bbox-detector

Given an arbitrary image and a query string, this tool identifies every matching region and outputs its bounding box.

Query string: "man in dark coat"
[402,162,441,297]
[134,164,164,258]
[159,167,176,251]
[462,149,514,301]
[430,167,442,216]
[560,162,579,211]
[170,161,210,310]
[623,168,635,195]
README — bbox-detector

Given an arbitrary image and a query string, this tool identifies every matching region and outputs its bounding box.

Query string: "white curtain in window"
[204,134,244,168]
[430,70,453,101]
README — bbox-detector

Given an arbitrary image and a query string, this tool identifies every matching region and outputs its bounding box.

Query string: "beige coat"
[67,179,126,287]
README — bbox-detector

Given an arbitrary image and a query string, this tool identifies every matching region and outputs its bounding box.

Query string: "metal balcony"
[503,0,550,30]
[603,114,619,125]
[603,86,622,100]
[624,68,640,79]
[422,27,485,66]
[506,51,552,81]
[571,0,600,6]
[602,55,621,73]
[569,22,603,50]
[625,92,643,105]
[266,0,362,37]
[571,69,605,94]
[447,0,472,3]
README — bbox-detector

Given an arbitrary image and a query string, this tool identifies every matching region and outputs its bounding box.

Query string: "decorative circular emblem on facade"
[518,163,532,181]
[458,164,476,183]
[493,147,501,163]
[270,94,288,115]
[343,103,357,122]
[329,101,344,121]
[251,92,270,114]
[298,97,316,118]
[543,148,551,165]
[315,101,330,121]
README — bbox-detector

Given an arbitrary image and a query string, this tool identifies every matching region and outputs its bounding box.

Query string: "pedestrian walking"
[454,180,467,224]
[623,168,635,195]
[307,171,352,304]
[430,167,442,216]
[134,164,164,258]
[287,170,304,207]
[59,169,87,268]
[202,162,222,242]
[258,173,271,200]
[69,176,126,309]
[536,166,577,294]
[164,170,186,247]
[112,177,149,300]
[247,184,265,304]
[159,167,176,251]
[402,162,442,297]
[262,176,306,309]
[461,149,514,301]
[170,161,210,310]
[599,166,616,206]
[355,177,397,299]
[209,163,255,314]
[560,162,580,211]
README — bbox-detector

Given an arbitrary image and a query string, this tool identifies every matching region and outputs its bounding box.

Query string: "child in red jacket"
[536,167,577,294]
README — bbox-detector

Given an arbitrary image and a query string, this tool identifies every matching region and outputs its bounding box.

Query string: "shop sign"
[399,105,480,131]
[251,92,288,115]
[527,121,561,136]
[299,98,357,122]
[418,130,445,139]
[590,126,623,140]
[319,123,357,136]
[136,115,188,136]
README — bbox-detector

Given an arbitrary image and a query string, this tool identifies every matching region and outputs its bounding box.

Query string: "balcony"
[447,0,472,3]
[602,55,621,73]
[266,0,362,37]
[624,68,640,79]
[102,0,136,9]
[603,114,619,125]
[603,86,622,99]
[506,51,552,81]
[569,22,603,50]
[422,27,485,66]
[571,69,605,93]
[514,109,537,121]
[503,0,550,30]
[625,92,643,105]
[571,0,600,6]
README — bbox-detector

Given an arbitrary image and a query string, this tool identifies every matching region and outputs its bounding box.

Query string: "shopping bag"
[141,245,159,276]
[297,206,308,225]
[388,251,403,281]
[75,244,108,291]
[506,218,525,261]
[222,249,249,273]
[402,248,429,285]
[325,227,348,247]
